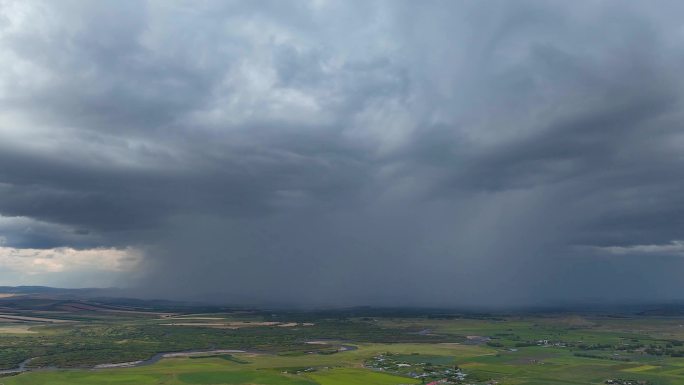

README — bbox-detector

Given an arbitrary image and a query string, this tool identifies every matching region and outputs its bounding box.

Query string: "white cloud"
[0,246,142,286]
[591,241,684,257]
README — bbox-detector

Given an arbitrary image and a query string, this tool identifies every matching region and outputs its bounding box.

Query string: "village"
[365,353,468,384]
[604,379,651,385]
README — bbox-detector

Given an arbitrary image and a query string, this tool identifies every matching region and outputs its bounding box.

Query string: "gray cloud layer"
[2,0,684,306]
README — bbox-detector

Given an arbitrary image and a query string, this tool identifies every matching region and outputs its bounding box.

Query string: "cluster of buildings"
[366,353,468,384]
[604,379,650,385]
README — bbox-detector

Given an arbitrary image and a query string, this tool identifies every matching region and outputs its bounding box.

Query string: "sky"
[1,0,684,307]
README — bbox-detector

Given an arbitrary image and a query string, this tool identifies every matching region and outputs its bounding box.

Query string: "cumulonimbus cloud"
[1,0,684,306]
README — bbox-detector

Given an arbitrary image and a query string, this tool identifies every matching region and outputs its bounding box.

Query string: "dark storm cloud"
[0,216,100,249]
[2,0,684,306]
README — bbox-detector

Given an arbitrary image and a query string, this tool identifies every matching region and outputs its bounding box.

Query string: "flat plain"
[1,293,684,384]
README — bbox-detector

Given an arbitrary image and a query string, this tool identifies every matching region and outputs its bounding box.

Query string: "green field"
[2,296,684,384]
[4,338,684,385]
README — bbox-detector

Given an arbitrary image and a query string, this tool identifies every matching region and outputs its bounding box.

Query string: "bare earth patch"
[0,325,36,334]
[160,321,313,329]
[165,317,224,320]
[0,314,73,323]
[162,349,246,358]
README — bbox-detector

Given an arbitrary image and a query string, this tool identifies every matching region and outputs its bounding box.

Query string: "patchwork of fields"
[4,340,684,385]
[1,295,684,384]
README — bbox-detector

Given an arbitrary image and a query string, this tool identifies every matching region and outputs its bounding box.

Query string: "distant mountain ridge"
[0,286,108,295]
[0,286,233,313]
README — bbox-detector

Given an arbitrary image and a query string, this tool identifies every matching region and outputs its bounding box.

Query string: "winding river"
[0,358,33,375]
[0,344,358,375]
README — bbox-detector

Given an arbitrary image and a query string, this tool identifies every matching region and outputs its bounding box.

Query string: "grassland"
[4,338,684,385]
[2,294,684,384]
